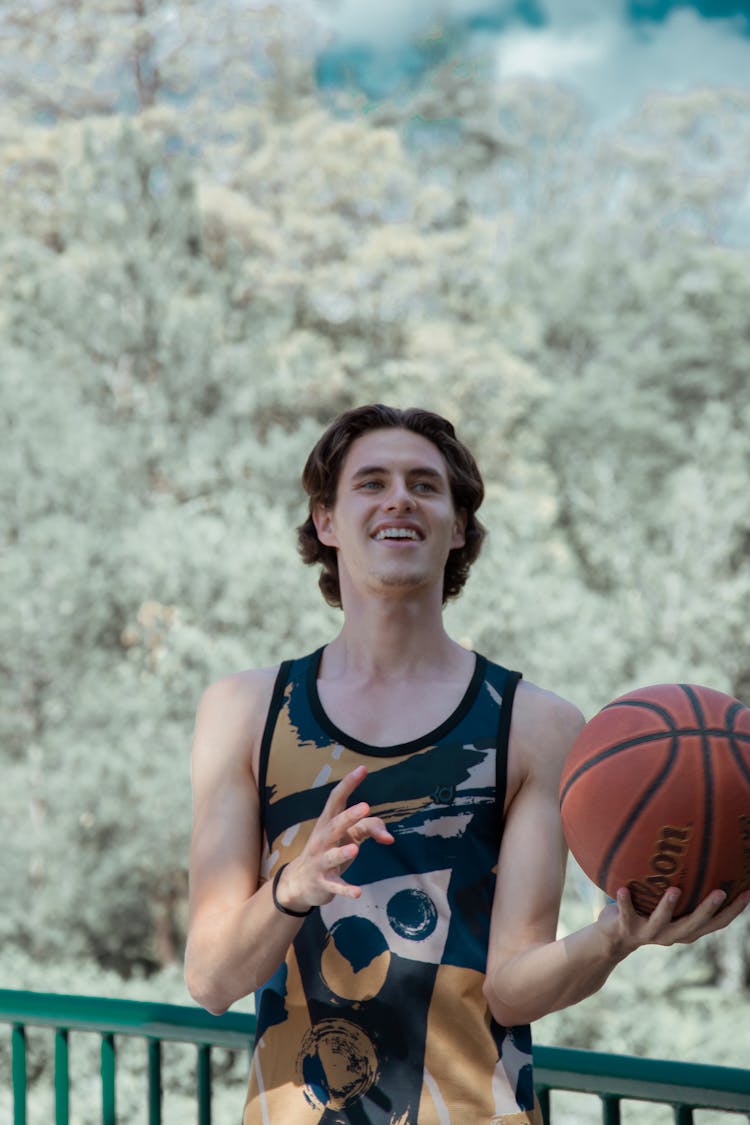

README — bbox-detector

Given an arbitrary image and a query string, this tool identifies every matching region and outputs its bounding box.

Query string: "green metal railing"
[534,1046,750,1124]
[1,989,254,1125]
[2,988,749,1124]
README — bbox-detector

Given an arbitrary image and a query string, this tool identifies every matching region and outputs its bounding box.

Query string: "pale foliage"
[1,4,748,1092]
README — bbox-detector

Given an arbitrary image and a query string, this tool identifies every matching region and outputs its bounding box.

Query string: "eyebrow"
[350,465,446,481]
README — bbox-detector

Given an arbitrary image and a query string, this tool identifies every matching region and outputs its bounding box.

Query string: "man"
[185,404,747,1124]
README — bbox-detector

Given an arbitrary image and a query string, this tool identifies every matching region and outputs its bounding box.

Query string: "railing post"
[101,1032,116,1125]
[197,1044,212,1125]
[11,1024,27,1125]
[54,1028,70,1125]
[601,1093,621,1125]
[2,991,749,1125]
[147,1038,162,1125]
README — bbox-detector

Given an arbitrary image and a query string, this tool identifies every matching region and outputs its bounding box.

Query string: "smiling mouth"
[373,528,422,541]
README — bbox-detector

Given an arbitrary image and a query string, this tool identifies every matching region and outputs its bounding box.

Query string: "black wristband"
[272,863,313,918]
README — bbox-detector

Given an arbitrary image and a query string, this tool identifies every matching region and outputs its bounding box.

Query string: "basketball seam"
[559,727,732,805]
[726,702,750,787]
[601,698,678,729]
[560,726,750,805]
[596,733,681,890]
[681,685,712,913]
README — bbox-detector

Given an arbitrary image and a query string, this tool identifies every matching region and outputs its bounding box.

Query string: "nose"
[385,478,414,512]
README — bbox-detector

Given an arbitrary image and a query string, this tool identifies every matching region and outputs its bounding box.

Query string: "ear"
[313,504,339,548]
[451,509,467,549]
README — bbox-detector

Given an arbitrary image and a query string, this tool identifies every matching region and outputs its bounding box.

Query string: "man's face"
[313,427,466,602]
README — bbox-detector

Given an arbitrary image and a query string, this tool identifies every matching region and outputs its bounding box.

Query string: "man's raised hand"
[596,884,750,961]
[273,765,394,914]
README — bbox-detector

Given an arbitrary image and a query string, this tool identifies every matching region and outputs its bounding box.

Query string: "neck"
[321,588,467,681]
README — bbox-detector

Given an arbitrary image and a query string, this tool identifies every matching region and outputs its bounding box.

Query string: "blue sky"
[305,0,750,118]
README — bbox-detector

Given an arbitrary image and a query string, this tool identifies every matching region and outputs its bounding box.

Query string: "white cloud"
[495,22,615,83]
[494,8,750,121]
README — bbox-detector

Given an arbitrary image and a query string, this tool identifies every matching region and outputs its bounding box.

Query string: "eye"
[357,479,382,490]
[413,480,437,492]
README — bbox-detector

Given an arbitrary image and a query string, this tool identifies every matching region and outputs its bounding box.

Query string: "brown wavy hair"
[297,404,486,607]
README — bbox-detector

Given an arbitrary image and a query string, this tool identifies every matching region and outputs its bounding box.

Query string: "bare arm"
[483,684,750,1028]
[184,671,393,1015]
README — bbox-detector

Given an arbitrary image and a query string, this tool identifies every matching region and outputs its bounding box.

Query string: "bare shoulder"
[509,679,586,788]
[197,665,280,726]
[192,665,281,787]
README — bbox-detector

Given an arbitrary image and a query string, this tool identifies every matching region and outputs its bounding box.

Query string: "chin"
[373,570,431,591]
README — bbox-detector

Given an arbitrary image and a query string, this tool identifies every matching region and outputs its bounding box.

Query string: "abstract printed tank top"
[243,647,539,1125]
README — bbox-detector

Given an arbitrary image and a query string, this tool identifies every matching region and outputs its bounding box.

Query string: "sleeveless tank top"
[243,648,538,1125]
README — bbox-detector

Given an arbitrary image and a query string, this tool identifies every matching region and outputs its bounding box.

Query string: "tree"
[1,16,749,1069]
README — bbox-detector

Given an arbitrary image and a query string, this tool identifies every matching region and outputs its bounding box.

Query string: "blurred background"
[2,0,749,1119]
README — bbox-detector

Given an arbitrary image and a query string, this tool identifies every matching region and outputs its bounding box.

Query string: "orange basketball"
[559,683,750,917]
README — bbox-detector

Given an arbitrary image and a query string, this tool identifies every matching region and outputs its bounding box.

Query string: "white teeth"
[374,528,419,540]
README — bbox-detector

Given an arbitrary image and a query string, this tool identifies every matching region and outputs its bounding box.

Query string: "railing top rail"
[534,1045,750,1113]
[1,989,748,1113]
[0,989,256,1050]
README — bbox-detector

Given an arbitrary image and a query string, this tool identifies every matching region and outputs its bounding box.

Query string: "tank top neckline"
[305,645,487,757]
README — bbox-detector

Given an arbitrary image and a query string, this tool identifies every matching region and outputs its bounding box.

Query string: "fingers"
[328,801,371,841]
[599,883,750,959]
[667,888,750,943]
[285,769,395,910]
[647,885,682,931]
[320,767,394,849]
[609,885,680,948]
[324,765,368,818]
[324,841,359,870]
[709,890,750,935]
[348,816,395,846]
[321,875,363,900]
[627,886,750,947]
[664,889,727,938]
[615,884,678,922]
[313,843,363,899]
